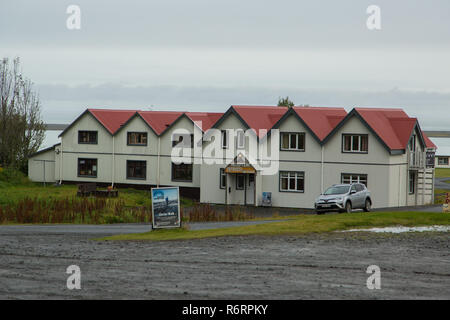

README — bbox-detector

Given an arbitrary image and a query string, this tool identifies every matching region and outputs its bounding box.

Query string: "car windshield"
[324,186,350,195]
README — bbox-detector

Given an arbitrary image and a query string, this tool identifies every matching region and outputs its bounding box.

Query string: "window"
[342,134,368,153]
[280,171,305,192]
[221,130,228,149]
[78,131,97,144]
[280,133,305,151]
[127,132,147,146]
[78,158,97,177]
[172,133,194,148]
[220,168,226,189]
[355,184,364,192]
[409,135,416,151]
[341,174,368,187]
[236,174,245,190]
[127,160,146,180]
[237,130,245,149]
[438,157,449,165]
[172,163,193,182]
[409,171,415,194]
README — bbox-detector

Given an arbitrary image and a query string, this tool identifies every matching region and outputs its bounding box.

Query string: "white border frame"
[151,186,181,229]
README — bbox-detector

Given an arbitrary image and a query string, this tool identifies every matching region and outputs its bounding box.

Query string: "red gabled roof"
[232,105,288,138]
[88,109,138,134]
[355,108,419,150]
[293,106,347,141]
[422,132,437,149]
[138,111,184,135]
[185,112,224,132]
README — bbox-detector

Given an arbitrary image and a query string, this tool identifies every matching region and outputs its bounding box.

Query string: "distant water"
[430,138,450,156]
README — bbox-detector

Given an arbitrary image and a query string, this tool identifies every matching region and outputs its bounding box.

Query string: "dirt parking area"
[0,226,449,299]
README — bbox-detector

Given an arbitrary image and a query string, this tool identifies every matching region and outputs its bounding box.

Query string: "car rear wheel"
[363,199,371,212]
[345,201,352,213]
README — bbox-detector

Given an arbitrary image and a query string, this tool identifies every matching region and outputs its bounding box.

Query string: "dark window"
[236,174,245,190]
[409,171,415,194]
[127,160,146,180]
[280,171,304,192]
[355,184,364,192]
[341,173,368,187]
[172,133,194,148]
[438,157,449,165]
[221,130,228,149]
[220,168,226,189]
[280,133,305,151]
[78,158,97,177]
[78,131,97,144]
[172,163,193,182]
[127,132,147,146]
[342,134,368,153]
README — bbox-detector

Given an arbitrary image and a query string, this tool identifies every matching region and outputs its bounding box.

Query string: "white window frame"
[279,171,305,193]
[221,130,228,149]
[219,168,226,189]
[280,132,305,151]
[341,173,368,186]
[342,134,368,153]
[236,130,245,149]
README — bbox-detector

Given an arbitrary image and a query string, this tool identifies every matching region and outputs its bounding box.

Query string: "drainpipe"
[111,135,115,187]
[59,140,63,184]
[157,136,161,187]
[321,145,324,193]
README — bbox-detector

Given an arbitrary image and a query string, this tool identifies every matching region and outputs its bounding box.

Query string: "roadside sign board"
[151,187,181,229]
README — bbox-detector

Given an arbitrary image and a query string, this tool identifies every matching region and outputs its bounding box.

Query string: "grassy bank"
[435,168,450,178]
[101,211,450,241]
[0,168,197,224]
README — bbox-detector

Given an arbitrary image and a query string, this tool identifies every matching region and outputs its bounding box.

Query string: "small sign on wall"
[262,192,272,206]
[151,187,181,229]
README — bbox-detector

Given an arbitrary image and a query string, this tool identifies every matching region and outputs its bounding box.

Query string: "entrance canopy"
[224,153,256,174]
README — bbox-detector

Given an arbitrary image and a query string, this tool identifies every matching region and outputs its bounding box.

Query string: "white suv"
[314,183,372,214]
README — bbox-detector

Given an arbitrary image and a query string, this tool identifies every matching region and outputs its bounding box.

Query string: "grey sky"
[1,0,449,134]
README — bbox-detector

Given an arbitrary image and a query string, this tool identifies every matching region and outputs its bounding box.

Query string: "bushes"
[0,197,152,224]
[0,167,32,187]
[187,204,255,222]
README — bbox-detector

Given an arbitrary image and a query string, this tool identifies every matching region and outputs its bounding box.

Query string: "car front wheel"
[363,199,371,212]
[345,201,352,213]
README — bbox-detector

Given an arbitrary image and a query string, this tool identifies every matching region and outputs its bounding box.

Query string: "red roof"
[89,109,137,134]
[186,112,224,132]
[355,108,418,150]
[138,111,184,135]
[422,132,437,149]
[232,105,288,138]
[81,107,431,153]
[293,106,347,141]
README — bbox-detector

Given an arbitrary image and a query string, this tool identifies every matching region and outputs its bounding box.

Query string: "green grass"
[0,182,196,208]
[435,189,449,204]
[100,211,450,241]
[435,168,450,178]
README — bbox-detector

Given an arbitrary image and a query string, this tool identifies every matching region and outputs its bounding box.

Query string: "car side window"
[351,185,357,193]
[356,184,364,192]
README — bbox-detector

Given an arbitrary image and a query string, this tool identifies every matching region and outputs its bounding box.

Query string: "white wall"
[28,148,56,183]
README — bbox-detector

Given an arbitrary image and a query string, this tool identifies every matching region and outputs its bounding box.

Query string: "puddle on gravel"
[342,225,450,233]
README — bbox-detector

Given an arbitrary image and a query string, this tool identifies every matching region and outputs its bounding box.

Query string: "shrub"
[0,167,32,187]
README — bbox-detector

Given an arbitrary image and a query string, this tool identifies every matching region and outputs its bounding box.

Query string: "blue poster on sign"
[151,187,181,228]
[262,192,272,206]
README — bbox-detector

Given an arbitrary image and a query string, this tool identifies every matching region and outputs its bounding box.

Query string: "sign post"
[151,187,181,229]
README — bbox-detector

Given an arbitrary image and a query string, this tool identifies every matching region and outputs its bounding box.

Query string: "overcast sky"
[1,0,450,136]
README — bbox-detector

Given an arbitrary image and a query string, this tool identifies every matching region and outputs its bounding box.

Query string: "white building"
[28,106,437,209]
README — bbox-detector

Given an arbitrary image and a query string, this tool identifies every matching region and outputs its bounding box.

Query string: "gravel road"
[0,225,449,299]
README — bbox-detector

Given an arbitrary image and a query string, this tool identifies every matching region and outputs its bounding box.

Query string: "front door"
[246,174,255,205]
